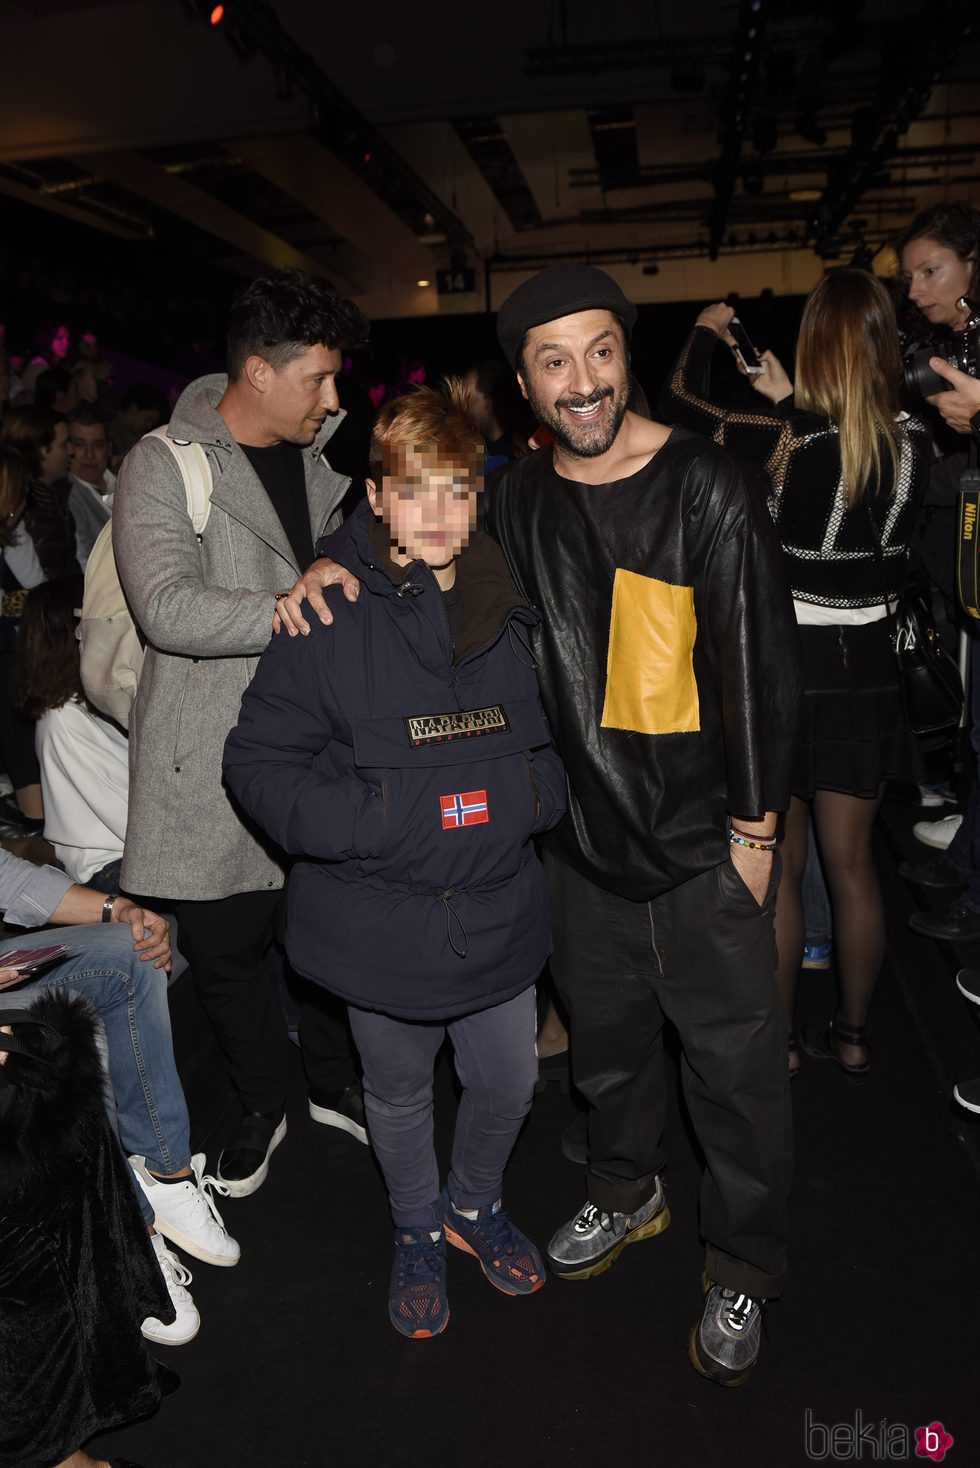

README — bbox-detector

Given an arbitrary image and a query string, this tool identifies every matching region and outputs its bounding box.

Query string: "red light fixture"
[210,4,224,25]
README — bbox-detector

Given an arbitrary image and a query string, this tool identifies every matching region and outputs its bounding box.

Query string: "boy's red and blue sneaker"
[441,1187,545,1296]
[389,1227,449,1339]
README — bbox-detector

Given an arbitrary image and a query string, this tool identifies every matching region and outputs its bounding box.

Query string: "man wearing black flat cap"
[276,264,802,1386]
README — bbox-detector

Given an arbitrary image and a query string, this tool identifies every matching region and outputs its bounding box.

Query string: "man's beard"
[526,380,629,459]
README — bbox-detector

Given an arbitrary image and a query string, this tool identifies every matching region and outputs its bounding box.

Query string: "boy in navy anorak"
[223,383,565,1338]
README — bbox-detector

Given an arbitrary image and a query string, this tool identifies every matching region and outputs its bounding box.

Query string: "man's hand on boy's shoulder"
[274,558,362,636]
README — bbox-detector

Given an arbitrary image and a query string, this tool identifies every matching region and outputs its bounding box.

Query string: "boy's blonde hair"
[370,379,484,483]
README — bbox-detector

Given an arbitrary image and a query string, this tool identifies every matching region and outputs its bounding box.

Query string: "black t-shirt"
[239,440,315,570]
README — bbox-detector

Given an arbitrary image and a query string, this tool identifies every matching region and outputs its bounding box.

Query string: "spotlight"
[416,279,431,288]
[209,3,223,24]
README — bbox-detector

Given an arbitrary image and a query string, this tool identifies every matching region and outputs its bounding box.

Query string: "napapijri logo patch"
[440,791,490,829]
[405,704,510,746]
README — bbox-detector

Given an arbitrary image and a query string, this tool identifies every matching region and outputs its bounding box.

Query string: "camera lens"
[903,347,949,399]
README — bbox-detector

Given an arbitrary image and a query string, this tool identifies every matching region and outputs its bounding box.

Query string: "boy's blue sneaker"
[389,1228,449,1339]
[442,1188,545,1296]
[801,942,832,971]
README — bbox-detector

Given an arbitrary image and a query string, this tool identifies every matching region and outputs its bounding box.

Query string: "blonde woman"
[666,269,932,1077]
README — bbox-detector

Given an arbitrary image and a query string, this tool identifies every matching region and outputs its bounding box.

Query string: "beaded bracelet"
[729,832,777,852]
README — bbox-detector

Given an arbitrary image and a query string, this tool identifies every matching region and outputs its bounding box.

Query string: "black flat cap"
[496,264,638,369]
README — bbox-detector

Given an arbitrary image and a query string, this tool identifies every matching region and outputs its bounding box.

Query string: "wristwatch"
[101,893,118,923]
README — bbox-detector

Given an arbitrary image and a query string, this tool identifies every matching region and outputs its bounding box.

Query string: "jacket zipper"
[523,754,541,823]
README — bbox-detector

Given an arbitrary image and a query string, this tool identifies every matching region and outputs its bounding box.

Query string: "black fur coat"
[0,990,172,1467]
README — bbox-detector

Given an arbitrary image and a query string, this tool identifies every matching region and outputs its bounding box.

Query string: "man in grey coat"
[113,269,369,1195]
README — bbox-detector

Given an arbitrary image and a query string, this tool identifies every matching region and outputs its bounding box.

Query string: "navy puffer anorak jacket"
[223,502,565,1020]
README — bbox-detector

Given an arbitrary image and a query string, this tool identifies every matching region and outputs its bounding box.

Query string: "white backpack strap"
[145,425,213,534]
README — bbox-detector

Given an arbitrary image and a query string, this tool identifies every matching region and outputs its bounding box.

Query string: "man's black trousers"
[173,888,356,1116]
[546,853,792,1300]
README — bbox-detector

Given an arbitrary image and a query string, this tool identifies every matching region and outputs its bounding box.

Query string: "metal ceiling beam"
[0,170,149,241]
[568,143,980,191]
[229,134,433,284]
[708,0,769,260]
[179,0,474,259]
[72,149,362,293]
[809,0,978,252]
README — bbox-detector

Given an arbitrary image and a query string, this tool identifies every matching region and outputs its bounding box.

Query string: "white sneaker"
[143,1233,201,1346]
[913,813,963,850]
[130,1153,241,1267]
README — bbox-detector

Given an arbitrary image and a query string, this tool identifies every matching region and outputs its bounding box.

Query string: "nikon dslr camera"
[902,295,980,398]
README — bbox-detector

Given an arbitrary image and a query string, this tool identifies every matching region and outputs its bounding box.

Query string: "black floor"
[90,799,980,1468]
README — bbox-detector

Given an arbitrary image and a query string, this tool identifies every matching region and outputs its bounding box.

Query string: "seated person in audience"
[66,406,115,568]
[0,405,79,580]
[224,382,566,1339]
[17,321,71,399]
[0,842,239,1348]
[0,988,176,1468]
[34,365,80,417]
[12,576,127,891]
[110,382,169,468]
[0,446,46,836]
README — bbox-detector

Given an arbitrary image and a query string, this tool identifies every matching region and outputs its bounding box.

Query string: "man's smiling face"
[517,308,630,459]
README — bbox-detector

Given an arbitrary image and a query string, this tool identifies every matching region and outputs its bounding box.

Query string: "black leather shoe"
[898,853,966,889]
[308,1082,368,1144]
[217,1110,286,1196]
[909,900,980,941]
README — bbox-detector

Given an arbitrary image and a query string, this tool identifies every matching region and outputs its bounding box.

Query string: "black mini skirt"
[792,620,924,798]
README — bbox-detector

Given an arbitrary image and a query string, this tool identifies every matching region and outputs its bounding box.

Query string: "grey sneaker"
[688,1279,763,1387]
[546,1179,670,1280]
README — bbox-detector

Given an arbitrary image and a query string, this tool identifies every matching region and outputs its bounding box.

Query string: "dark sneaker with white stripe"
[309,1081,368,1144]
[954,1077,980,1113]
[688,1278,763,1387]
[217,1110,286,1197]
[546,1178,670,1280]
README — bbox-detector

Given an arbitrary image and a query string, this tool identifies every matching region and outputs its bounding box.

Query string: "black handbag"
[889,587,963,734]
[868,509,963,734]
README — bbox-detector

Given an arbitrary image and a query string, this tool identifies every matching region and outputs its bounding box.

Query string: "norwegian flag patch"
[440,790,490,830]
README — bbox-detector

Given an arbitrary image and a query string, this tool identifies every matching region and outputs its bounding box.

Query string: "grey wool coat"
[112,374,349,901]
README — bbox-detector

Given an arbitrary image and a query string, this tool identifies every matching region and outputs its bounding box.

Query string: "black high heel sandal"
[800,1017,871,1079]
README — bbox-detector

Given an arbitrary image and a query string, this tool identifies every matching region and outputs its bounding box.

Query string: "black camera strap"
[956,436,980,618]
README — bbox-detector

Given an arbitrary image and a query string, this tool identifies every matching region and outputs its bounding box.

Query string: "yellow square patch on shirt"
[600,568,700,735]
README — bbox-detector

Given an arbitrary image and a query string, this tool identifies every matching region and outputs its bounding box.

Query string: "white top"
[793,599,889,626]
[36,696,129,885]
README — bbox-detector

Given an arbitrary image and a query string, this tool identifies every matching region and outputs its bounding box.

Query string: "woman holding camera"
[665,269,931,1076]
[893,205,980,940]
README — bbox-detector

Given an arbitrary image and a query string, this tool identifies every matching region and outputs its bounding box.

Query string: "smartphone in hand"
[0,944,70,989]
[729,317,764,375]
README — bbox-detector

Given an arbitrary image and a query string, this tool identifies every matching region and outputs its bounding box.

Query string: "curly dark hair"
[894,202,980,298]
[10,575,86,720]
[226,268,369,380]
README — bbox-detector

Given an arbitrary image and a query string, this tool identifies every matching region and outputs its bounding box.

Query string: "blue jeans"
[348,987,538,1231]
[0,924,192,1226]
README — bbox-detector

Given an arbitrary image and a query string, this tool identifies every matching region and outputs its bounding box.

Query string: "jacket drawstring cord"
[507,621,537,667]
[437,888,469,958]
